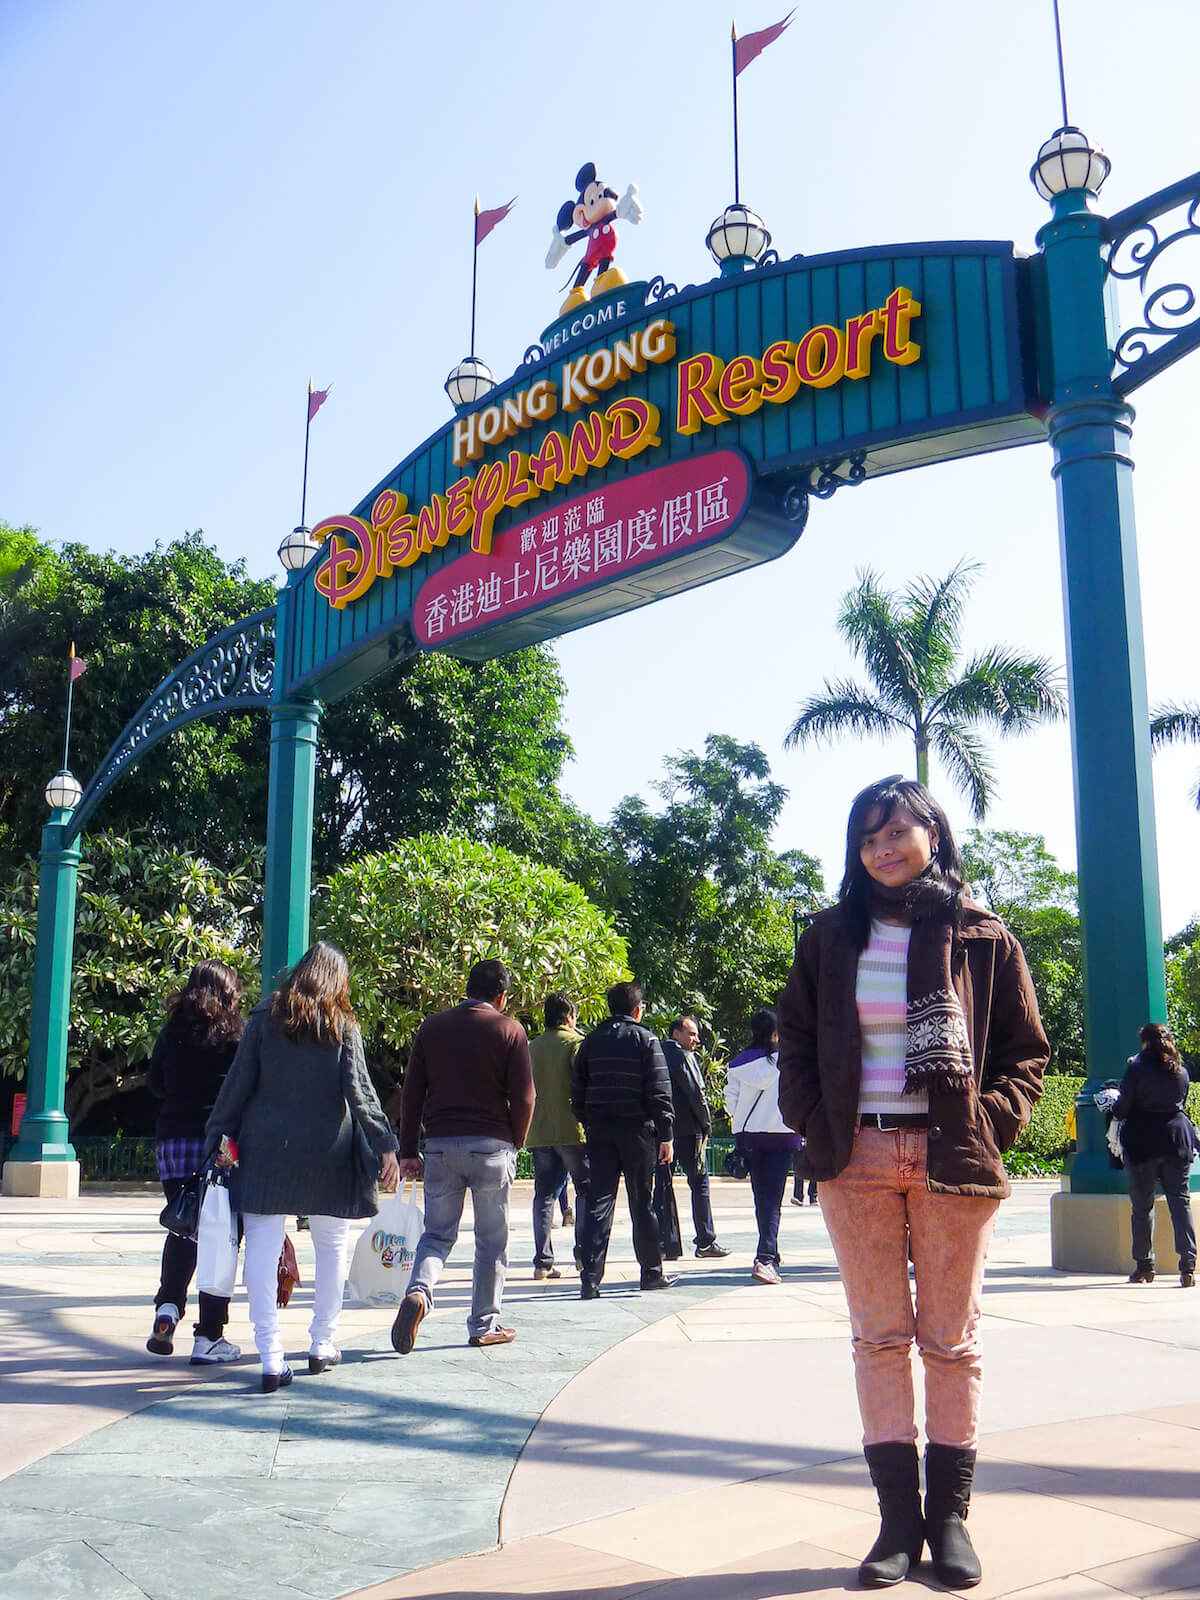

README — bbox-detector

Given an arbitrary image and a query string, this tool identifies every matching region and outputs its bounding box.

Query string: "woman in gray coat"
[206,942,400,1391]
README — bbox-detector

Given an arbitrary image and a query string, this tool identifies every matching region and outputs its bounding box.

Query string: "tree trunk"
[915,730,929,788]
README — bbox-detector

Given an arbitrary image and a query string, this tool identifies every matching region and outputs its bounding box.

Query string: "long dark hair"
[269,941,356,1045]
[838,775,965,951]
[1139,1021,1183,1074]
[165,959,245,1047]
[748,1008,778,1052]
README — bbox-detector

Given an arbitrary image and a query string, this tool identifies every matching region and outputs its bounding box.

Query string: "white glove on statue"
[545,229,569,270]
[616,183,643,224]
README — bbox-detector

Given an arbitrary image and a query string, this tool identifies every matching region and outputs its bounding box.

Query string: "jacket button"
[928,1126,941,1139]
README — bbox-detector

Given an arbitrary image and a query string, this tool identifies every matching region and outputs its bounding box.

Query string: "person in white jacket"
[725,1008,805,1284]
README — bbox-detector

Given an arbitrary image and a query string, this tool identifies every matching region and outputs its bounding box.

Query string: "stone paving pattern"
[2,1180,1199,1598]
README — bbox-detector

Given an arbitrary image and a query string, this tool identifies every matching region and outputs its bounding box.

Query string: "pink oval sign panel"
[413,449,751,648]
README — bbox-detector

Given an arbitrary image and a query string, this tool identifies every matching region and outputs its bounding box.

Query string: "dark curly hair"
[165,960,245,1047]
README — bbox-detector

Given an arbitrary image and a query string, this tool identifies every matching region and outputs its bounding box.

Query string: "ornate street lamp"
[278,524,319,573]
[44,770,82,811]
[444,356,495,411]
[1030,125,1111,201]
[706,203,772,274]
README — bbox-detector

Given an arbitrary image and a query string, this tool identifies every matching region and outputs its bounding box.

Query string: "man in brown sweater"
[392,959,535,1352]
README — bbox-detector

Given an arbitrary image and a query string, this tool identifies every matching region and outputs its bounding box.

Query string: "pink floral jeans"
[819,1126,998,1449]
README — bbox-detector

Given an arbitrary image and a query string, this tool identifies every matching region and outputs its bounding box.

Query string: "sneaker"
[752,1259,782,1285]
[695,1242,731,1259]
[533,1266,562,1280]
[147,1303,180,1356]
[189,1335,241,1365]
[789,1196,805,1206]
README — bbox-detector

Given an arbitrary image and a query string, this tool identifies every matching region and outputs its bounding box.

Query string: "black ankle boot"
[859,1442,924,1587]
[924,1443,981,1587]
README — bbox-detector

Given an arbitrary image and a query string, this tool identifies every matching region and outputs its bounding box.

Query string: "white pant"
[241,1212,351,1373]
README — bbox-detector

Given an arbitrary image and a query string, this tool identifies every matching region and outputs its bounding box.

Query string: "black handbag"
[159,1175,201,1239]
[723,1146,751,1180]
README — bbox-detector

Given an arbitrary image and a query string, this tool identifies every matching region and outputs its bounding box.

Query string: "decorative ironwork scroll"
[1104,171,1200,396]
[644,275,680,305]
[774,450,868,535]
[65,607,276,841]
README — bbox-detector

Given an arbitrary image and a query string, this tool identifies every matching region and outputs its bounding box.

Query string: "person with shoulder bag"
[146,960,245,1364]
[1115,1022,1197,1287]
[205,942,400,1392]
[725,1008,803,1285]
[778,776,1048,1589]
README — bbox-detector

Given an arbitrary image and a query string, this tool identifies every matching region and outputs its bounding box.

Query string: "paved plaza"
[2,1178,1200,1599]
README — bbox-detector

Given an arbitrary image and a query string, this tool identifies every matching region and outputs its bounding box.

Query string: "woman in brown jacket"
[778,777,1048,1589]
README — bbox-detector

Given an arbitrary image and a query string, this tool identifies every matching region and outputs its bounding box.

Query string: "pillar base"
[1051,1186,1190,1274]
[2,1160,81,1199]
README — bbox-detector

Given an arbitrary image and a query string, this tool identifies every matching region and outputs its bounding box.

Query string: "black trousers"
[654,1134,716,1248]
[581,1123,663,1286]
[157,1178,229,1339]
[1127,1155,1196,1270]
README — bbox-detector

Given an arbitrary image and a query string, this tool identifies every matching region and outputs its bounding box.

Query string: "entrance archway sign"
[285,242,1037,701]
[6,145,1200,1270]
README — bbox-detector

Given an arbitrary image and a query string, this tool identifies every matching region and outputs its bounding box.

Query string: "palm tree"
[1150,702,1200,808]
[784,561,1067,818]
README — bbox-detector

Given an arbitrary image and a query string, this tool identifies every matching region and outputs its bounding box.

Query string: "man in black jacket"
[572,980,675,1298]
[656,1015,730,1259]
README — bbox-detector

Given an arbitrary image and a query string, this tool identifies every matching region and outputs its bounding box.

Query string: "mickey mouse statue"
[546,161,643,317]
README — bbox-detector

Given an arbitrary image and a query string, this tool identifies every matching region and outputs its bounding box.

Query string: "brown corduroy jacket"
[777,902,1049,1198]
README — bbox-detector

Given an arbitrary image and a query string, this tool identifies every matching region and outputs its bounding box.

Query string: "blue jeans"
[747,1146,793,1265]
[531,1145,590,1269]
[406,1137,515,1339]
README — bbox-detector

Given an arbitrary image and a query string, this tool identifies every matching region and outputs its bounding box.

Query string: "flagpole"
[1051,0,1070,125]
[301,379,313,527]
[62,644,76,771]
[731,22,741,204]
[470,197,480,360]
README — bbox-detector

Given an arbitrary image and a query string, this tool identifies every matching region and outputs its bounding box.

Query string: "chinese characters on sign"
[414,451,749,647]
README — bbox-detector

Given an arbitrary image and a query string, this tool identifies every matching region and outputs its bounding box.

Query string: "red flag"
[68,643,87,682]
[733,11,793,75]
[308,382,331,422]
[475,197,516,246]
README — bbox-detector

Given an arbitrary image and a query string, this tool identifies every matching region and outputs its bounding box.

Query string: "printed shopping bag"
[195,1171,239,1298]
[346,1178,423,1306]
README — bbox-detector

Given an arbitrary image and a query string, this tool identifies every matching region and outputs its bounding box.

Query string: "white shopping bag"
[195,1172,239,1298]
[346,1179,423,1307]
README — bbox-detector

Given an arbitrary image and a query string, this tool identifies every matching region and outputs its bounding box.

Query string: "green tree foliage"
[0,834,262,1124]
[316,834,629,1078]
[313,647,581,873]
[960,828,1084,1074]
[784,562,1066,817]
[1165,919,1200,1068]
[0,524,581,875]
[596,735,825,1052]
[0,524,275,866]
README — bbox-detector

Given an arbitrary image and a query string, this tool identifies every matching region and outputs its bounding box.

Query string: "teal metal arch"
[63,606,276,844]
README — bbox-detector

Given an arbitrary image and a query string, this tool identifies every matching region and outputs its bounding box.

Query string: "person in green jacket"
[527,994,589,1279]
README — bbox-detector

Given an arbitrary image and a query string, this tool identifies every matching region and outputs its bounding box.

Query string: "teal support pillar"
[1040,187,1182,1261]
[2,812,81,1197]
[261,570,322,992]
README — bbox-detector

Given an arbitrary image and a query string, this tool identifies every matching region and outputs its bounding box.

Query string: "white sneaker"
[752,1259,782,1285]
[189,1335,242,1364]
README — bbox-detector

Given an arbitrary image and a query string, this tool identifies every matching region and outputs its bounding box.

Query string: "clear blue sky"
[5,0,1200,936]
